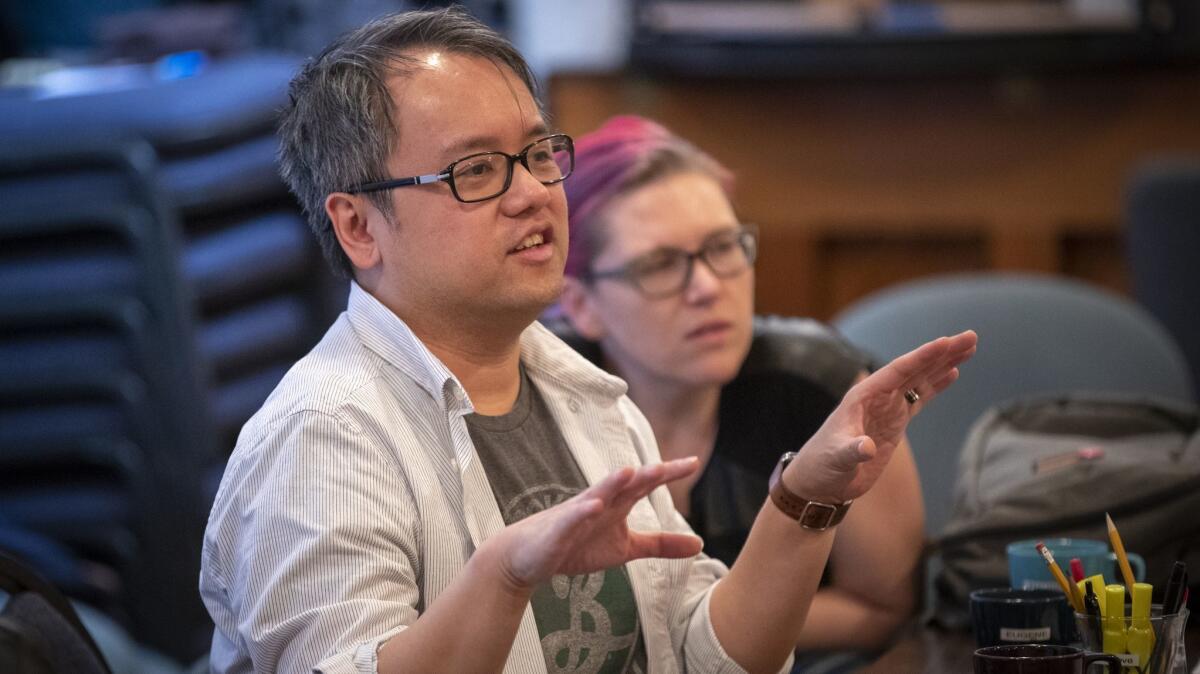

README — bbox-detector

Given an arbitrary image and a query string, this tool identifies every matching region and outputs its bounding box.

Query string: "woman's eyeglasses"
[584,225,759,299]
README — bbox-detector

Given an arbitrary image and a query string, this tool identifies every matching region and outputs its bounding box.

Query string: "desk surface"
[862,624,1200,673]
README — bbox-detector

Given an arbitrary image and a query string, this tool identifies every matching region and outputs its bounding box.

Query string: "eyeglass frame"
[583,224,759,299]
[342,133,575,203]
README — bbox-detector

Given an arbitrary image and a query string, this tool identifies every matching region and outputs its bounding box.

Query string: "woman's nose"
[682,257,722,304]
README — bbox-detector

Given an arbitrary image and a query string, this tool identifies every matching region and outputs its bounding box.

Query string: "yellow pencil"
[1106,513,1137,592]
[1037,542,1084,612]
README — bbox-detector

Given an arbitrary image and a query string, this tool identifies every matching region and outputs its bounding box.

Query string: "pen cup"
[1074,606,1189,674]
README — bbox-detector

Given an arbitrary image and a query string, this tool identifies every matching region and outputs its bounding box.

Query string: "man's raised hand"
[784,330,978,505]
[492,458,703,592]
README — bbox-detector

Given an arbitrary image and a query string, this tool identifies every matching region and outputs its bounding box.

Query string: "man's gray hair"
[278,6,540,277]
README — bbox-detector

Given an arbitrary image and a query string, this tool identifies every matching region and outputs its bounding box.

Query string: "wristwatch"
[768,451,852,530]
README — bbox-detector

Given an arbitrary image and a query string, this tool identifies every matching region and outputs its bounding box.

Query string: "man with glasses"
[201,8,975,674]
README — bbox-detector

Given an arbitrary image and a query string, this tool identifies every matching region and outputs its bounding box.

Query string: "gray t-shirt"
[466,366,648,674]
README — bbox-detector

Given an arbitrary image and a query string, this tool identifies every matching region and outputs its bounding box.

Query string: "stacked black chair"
[143,54,343,454]
[0,138,216,660]
[166,125,343,455]
[0,54,343,458]
[0,53,344,664]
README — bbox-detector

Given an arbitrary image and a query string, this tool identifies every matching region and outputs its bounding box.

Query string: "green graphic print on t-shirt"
[466,367,647,674]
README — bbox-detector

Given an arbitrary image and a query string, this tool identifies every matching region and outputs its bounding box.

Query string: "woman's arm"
[794,429,924,651]
[708,331,975,674]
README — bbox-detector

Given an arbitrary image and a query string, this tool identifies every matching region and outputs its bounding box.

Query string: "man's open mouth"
[511,231,546,252]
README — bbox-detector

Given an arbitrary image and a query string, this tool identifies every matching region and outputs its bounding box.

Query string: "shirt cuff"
[312,624,407,674]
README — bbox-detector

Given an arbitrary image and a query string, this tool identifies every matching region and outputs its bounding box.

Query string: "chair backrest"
[0,552,112,674]
[832,272,1195,536]
[1126,157,1200,401]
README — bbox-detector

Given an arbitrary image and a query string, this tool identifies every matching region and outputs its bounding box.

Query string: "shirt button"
[567,399,581,413]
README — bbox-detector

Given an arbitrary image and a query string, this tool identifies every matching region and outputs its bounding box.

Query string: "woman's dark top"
[553,315,871,569]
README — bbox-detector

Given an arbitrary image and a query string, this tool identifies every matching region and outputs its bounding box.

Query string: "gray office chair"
[832,272,1194,537]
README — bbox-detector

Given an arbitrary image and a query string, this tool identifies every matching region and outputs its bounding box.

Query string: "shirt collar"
[345,281,628,411]
[519,321,627,401]
[346,281,466,411]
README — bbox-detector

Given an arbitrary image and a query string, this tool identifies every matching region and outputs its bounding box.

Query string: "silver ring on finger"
[904,388,920,405]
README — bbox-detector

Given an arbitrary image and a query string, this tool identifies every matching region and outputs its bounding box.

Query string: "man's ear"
[326,192,382,272]
[559,276,606,341]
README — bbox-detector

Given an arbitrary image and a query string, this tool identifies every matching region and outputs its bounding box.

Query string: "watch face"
[770,451,796,489]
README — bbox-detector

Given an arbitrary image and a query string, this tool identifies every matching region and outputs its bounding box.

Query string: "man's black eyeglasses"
[344,133,575,203]
[584,225,759,299]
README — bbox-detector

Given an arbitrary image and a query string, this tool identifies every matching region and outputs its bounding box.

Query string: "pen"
[1079,574,1107,615]
[1084,580,1105,649]
[1162,561,1186,616]
[1037,542,1083,612]
[1178,572,1188,613]
[1106,512,1137,592]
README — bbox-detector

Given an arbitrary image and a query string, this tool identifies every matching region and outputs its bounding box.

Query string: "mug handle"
[1107,552,1147,582]
[1084,652,1124,672]
[1128,553,1146,582]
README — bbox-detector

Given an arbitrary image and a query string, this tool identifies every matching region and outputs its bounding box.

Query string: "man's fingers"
[546,497,603,542]
[903,341,973,401]
[625,531,704,561]
[926,367,960,396]
[897,332,977,393]
[875,337,948,388]
[866,330,975,392]
[609,458,698,511]
[827,436,876,471]
[581,465,637,505]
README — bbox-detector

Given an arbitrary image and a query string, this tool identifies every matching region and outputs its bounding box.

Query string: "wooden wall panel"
[1061,231,1129,296]
[548,69,1200,319]
[818,233,988,319]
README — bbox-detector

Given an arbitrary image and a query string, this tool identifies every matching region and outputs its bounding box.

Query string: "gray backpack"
[930,393,1200,627]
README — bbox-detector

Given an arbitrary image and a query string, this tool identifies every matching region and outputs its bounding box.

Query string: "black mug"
[970,588,1076,648]
[974,644,1124,673]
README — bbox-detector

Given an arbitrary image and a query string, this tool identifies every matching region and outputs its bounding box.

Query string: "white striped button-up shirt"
[201,283,762,674]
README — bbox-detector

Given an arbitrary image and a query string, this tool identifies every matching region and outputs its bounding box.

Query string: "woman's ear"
[559,276,606,341]
[326,192,383,272]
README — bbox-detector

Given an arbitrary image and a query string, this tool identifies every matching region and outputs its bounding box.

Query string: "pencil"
[1038,541,1084,612]
[1106,513,1137,592]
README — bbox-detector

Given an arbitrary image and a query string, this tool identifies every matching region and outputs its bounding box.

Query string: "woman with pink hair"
[557,115,925,668]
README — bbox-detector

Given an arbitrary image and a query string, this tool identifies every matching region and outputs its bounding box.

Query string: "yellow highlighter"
[1103,584,1127,656]
[1127,582,1156,670]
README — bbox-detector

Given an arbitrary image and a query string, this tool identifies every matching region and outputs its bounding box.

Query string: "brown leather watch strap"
[768,452,852,530]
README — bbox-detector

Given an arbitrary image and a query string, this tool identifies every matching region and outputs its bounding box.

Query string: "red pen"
[1070,558,1085,583]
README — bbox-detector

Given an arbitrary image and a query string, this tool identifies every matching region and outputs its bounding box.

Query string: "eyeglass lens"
[451,135,573,202]
[635,229,756,297]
